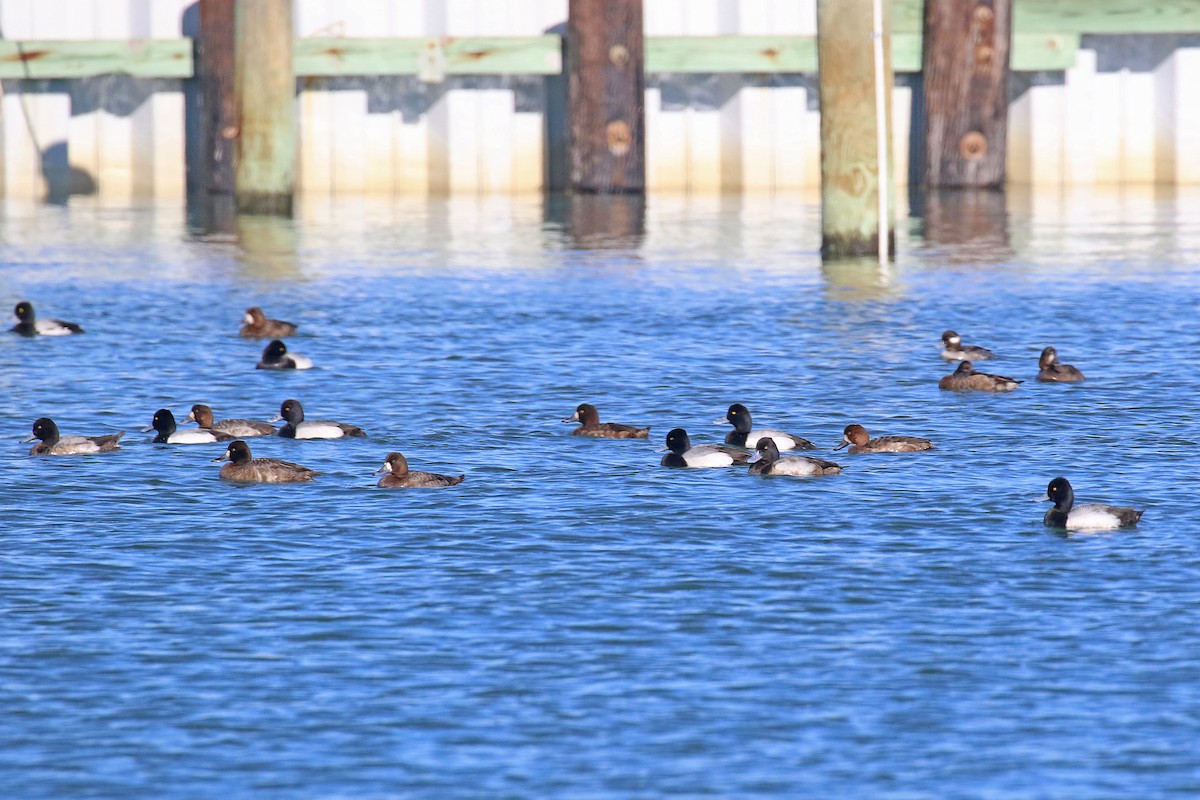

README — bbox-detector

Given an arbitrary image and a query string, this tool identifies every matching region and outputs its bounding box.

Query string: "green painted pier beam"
[817,0,896,259]
[234,0,295,216]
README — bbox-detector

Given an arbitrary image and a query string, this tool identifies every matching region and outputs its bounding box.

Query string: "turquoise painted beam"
[0,39,191,78]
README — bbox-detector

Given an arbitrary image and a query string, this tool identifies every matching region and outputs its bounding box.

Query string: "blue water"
[2,192,1200,798]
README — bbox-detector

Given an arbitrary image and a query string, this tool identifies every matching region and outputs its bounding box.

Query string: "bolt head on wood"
[606,120,633,156]
[608,44,630,67]
[973,5,994,23]
[959,131,988,161]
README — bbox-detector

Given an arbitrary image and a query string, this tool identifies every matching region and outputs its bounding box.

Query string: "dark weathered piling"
[817,0,895,259]
[234,0,295,215]
[197,0,235,197]
[567,0,645,193]
[921,0,1012,187]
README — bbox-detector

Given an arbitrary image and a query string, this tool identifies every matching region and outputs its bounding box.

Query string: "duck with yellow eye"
[10,301,84,336]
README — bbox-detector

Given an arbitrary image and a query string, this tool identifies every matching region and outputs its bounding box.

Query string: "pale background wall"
[1,0,1199,200]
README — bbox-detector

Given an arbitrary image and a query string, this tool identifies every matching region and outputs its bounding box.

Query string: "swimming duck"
[938,361,1021,393]
[1037,347,1085,383]
[256,339,313,370]
[185,404,275,438]
[213,439,318,483]
[1041,477,1143,530]
[940,330,994,361]
[240,306,298,339]
[834,423,935,454]
[660,428,752,468]
[562,403,649,439]
[375,452,465,488]
[749,438,842,476]
[273,399,366,439]
[10,301,84,336]
[24,417,123,455]
[715,403,816,451]
[146,409,235,444]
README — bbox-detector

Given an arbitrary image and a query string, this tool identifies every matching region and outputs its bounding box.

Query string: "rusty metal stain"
[5,49,50,62]
[761,48,780,60]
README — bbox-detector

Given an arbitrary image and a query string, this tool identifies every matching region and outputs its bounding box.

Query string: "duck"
[146,408,235,444]
[715,403,816,451]
[749,438,842,476]
[185,404,275,438]
[375,452,465,488]
[660,428,752,468]
[562,403,649,439]
[212,439,318,483]
[273,399,366,439]
[10,301,84,337]
[256,339,312,370]
[1041,477,1143,530]
[24,417,123,455]
[1037,347,1085,383]
[938,361,1021,393]
[834,423,935,454]
[940,330,994,361]
[240,306,298,339]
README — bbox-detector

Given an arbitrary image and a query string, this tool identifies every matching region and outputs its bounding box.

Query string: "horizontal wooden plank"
[646,36,816,73]
[651,34,1078,74]
[295,36,562,77]
[894,0,1200,34]
[1010,34,1081,71]
[0,15,1179,83]
[893,33,1080,72]
[0,39,191,79]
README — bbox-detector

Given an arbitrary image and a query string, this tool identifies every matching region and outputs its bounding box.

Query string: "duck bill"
[20,434,36,443]
[267,414,283,423]
[211,450,231,463]
[833,439,850,450]
[712,418,730,426]
[561,413,579,423]
[141,424,156,432]
[1033,493,1050,502]
[374,464,392,475]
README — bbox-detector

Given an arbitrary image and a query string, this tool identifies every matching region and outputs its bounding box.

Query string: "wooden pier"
[1,0,1199,231]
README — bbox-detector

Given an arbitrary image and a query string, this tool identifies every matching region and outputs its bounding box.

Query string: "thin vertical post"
[817,0,895,259]
[567,0,645,194]
[198,0,235,197]
[234,0,295,215]
[871,0,889,265]
[921,0,1012,187]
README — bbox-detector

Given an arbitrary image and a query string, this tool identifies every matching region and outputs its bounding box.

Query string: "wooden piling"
[234,0,295,215]
[817,0,895,259]
[567,0,645,194]
[198,0,235,197]
[921,0,1012,187]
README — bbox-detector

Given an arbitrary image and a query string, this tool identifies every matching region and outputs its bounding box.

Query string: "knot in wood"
[959,131,988,161]
[606,120,633,155]
[975,44,994,66]
[973,5,994,24]
[609,44,630,68]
